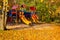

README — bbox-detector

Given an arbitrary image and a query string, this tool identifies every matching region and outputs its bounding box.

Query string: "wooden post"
[2,0,8,30]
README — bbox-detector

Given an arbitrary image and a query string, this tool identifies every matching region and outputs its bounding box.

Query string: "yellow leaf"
[41,0,44,2]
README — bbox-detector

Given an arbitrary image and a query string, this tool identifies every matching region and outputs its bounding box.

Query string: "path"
[6,23,60,30]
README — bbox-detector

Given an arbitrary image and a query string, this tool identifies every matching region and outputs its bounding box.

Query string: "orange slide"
[32,14,39,23]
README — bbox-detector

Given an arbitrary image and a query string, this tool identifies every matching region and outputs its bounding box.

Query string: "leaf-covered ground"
[0,24,60,40]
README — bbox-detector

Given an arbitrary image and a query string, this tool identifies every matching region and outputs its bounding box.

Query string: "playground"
[0,0,60,40]
[0,0,60,30]
[0,0,42,30]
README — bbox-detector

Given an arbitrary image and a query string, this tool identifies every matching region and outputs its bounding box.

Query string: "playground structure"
[0,0,39,30]
[7,6,39,25]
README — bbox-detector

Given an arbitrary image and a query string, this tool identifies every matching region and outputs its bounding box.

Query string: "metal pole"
[14,0,18,24]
